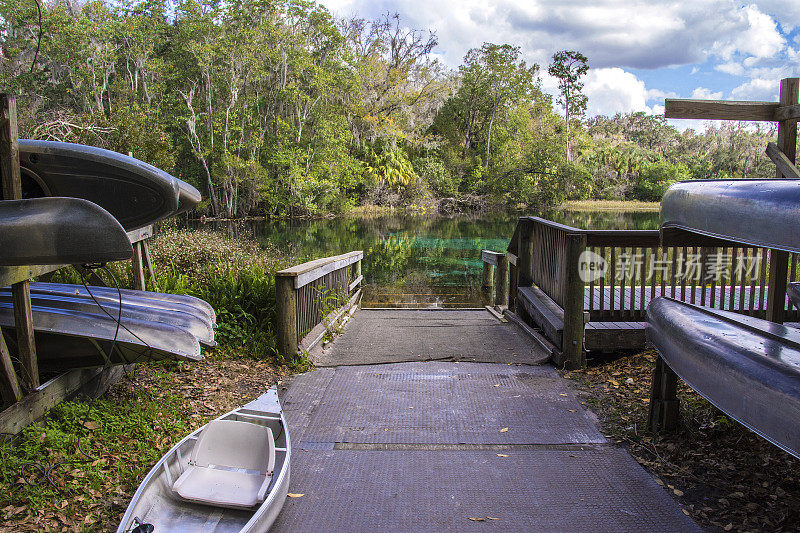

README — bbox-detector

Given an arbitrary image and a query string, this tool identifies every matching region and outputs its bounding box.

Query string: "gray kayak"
[0,302,202,370]
[27,282,216,327]
[0,197,132,266]
[647,296,800,458]
[118,388,290,533]
[19,140,181,230]
[661,179,800,252]
[0,291,215,347]
[176,180,202,216]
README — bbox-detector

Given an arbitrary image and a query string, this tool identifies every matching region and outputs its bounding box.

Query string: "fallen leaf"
[468,517,485,522]
[673,489,684,497]
[559,393,568,397]
[497,454,509,457]
[486,517,499,520]
[499,427,508,433]
[287,493,305,498]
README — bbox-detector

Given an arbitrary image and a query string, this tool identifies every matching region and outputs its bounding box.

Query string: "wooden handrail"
[276,251,363,359]
[277,251,363,289]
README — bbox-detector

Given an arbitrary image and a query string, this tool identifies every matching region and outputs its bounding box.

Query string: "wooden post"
[142,240,159,292]
[0,333,22,404]
[132,242,146,291]
[557,233,587,369]
[0,94,38,391]
[508,262,518,311]
[496,254,509,307]
[517,221,534,288]
[766,78,798,324]
[276,275,298,359]
[648,355,680,432]
[482,262,495,305]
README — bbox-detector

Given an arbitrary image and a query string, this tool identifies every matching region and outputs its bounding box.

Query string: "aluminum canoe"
[647,296,800,458]
[0,197,132,266]
[118,388,290,533]
[0,302,202,370]
[26,282,216,327]
[19,140,181,230]
[661,179,800,253]
[0,291,215,347]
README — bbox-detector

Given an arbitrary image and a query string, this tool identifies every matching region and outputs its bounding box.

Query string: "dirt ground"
[563,350,800,533]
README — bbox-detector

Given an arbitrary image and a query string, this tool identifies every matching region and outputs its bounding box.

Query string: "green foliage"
[635,161,690,201]
[363,145,418,189]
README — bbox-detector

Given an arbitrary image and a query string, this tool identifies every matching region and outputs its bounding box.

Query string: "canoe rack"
[0,94,158,434]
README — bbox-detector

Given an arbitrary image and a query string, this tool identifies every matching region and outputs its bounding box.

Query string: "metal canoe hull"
[0,302,202,370]
[118,388,290,533]
[27,283,217,328]
[660,179,800,253]
[0,291,215,347]
[0,197,132,266]
[176,180,202,216]
[647,297,800,458]
[19,140,181,230]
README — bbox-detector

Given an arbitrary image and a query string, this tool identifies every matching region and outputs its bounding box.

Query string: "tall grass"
[52,228,294,362]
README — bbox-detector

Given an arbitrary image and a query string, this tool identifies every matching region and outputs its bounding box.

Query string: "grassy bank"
[563,352,800,532]
[0,228,300,530]
[563,199,660,211]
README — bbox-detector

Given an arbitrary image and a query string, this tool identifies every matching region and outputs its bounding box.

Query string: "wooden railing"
[275,251,363,358]
[491,216,800,368]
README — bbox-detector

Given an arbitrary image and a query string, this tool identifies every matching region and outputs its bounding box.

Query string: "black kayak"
[19,140,202,230]
[0,302,202,370]
[0,197,132,266]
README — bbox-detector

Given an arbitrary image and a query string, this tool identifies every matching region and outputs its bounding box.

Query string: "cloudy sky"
[318,0,800,128]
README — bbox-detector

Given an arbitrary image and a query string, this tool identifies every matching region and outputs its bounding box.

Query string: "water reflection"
[193,209,659,308]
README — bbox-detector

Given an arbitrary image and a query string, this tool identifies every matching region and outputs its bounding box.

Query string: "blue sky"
[318,0,800,129]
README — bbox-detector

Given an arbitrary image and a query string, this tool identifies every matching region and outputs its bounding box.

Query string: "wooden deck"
[518,286,799,353]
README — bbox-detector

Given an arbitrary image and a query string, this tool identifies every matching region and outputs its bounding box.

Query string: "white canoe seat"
[171,419,275,509]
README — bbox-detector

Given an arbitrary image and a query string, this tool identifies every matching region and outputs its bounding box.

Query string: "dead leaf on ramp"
[287,493,305,498]
[468,517,485,521]
[499,427,508,433]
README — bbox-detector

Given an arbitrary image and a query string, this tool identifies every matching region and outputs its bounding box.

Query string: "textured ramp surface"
[272,448,700,533]
[314,309,549,366]
[296,362,605,445]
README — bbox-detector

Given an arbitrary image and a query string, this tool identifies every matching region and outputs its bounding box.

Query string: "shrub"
[635,161,690,201]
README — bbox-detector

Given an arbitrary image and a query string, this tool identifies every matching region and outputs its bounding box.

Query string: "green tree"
[548,50,588,162]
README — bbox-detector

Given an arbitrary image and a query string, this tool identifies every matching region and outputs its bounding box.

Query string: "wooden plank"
[12,281,38,389]
[0,264,65,288]
[766,142,800,178]
[0,333,22,404]
[506,252,517,266]
[664,98,779,121]
[0,94,21,199]
[132,241,146,291]
[126,225,154,243]
[648,356,680,432]
[776,78,799,178]
[276,275,298,358]
[142,240,159,291]
[775,103,800,121]
[299,288,361,353]
[584,322,647,352]
[277,251,362,277]
[517,286,564,349]
[503,309,558,359]
[0,365,128,435]
[481,250,503,266]
[348,275,364,292]
[496,254,509,307]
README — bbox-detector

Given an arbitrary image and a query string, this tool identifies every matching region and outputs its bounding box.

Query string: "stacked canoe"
[1,140,212,371]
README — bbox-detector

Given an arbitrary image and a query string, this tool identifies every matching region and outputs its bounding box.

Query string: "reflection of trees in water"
[187,210,659,305]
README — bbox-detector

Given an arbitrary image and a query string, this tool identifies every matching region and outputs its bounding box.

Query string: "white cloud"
[583,67,658,116]
[716,61,744,75]
[690,87,723,100]
[730,78,780,100]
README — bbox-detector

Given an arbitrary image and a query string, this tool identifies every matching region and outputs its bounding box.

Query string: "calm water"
[200,210,659,308]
